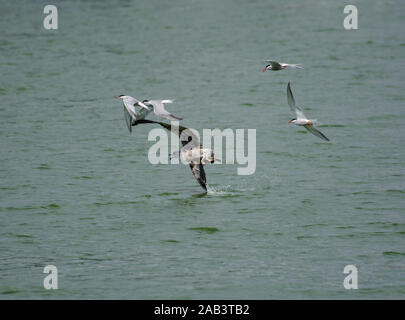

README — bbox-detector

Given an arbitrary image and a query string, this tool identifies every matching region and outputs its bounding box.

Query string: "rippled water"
[0,0,404,299]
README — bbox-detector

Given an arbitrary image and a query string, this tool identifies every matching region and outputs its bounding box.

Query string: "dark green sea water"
[0,0,404,299]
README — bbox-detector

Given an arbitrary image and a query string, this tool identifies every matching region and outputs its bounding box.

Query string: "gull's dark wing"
[135,120,200,149]
[189,162,207,191]
[304,125,330,141]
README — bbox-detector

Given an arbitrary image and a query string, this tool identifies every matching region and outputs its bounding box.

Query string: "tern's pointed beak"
[115,96,120,99]
[289,120,292,124]
[263,68,267,72]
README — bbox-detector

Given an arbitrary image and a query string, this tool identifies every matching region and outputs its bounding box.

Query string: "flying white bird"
[286,82,330,141]
[142,99,182,121]
[263,60,303,71]
[115,95,150,132]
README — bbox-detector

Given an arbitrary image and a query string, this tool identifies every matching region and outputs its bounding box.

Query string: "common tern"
[263,60,303,71]
[287,82,330,141]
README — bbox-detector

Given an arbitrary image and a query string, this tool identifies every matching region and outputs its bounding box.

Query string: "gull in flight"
[263,60,303,72]
[287,82,330,141]
[133,119,215,192]
[115,95,150,132]
[142,99,183,121]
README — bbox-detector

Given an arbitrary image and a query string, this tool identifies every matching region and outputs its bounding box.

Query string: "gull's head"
[289,118,296,124]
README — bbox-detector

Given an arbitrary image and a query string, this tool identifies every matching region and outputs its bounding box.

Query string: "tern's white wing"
[123,106,133,132]
[287,82,307,120]
[147,100,182,121]
[281,63,303,69]
[304,125,330,141]
[123,97,138,120]
[287,82,296,112]
[295,106,307,120]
